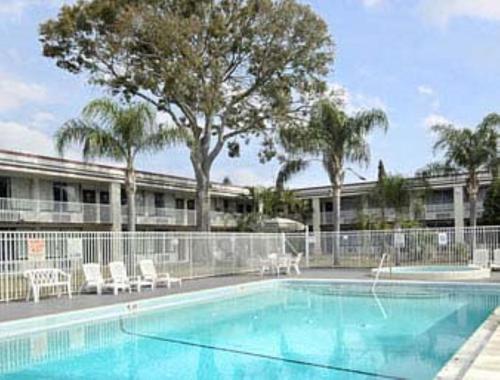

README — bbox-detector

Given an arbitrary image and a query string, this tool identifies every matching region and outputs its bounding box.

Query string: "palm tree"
[372,175,409,227]
[55,98,186,231]
[278,97,388,265]
[431,114,499,228]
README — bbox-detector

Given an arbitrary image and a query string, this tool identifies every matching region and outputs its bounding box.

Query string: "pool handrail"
[371,252,390,292]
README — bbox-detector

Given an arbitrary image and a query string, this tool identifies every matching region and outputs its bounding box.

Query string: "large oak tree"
[40,0,334,230]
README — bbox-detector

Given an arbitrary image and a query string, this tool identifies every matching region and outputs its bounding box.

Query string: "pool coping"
[436,306,500,380]
[0,278,499,380]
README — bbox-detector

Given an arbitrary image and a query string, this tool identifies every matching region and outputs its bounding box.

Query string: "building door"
[99,191,110,223]
[0,177,11,212]
[82,190,97,223]
[0,177,11,198]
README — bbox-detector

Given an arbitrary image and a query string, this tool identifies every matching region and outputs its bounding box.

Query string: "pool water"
[0,281,499,380]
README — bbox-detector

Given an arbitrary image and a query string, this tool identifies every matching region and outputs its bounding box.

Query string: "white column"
[312,197,322,255]
[453,185,464,242]
[32,178,41,213]
[109,182,122,232]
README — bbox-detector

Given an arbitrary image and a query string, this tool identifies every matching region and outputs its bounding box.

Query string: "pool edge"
[436,306,500,380]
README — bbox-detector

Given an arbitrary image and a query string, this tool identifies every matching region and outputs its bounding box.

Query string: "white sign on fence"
[67,238,83,259]
[438,232,448,246]
[394,232,405,248]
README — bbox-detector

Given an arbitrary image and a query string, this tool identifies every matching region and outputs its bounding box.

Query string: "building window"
[223,199,229,212]
[187,200,195,210]
[154,193,165,209]
[246,204,252,213]
[100,191,110,205]
[324,202,333,212]
[120,189,127,205]
[175,198,185,209]
[237,203,244,213]
[0,177,11,198]
[53,182,69,203]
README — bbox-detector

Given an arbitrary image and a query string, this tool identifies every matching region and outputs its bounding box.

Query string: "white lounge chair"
[139,259,182,289]
[80,263,130,295]
[472,249,490,268]
[109,261,153,294]
[492,249,500,270]
[289,253,303,275]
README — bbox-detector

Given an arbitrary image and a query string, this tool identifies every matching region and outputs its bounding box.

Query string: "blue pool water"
[0,281,499,380]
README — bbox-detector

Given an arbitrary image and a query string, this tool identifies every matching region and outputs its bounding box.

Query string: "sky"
[0,0,499,188]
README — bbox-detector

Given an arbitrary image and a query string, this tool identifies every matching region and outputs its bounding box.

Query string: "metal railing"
[0,198,111,224]
[1,226,499,302]
[307,226,500,268]
[0,231,292,302]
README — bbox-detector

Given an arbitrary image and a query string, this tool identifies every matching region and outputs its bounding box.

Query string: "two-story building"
[0,150,252,232]
[0,149,494,234]
[294,171,493,233]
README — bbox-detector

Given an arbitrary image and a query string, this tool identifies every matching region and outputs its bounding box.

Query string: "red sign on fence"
[27,239,46,260]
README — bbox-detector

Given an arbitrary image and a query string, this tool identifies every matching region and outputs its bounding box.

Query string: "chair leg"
[67,284,72,299]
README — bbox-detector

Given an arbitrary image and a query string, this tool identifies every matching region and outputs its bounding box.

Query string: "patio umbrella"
[260,217,306,232]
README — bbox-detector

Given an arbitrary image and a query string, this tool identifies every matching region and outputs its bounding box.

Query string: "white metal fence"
[0,231,290,302]
[1,227,499,302]
[307,226,500,268]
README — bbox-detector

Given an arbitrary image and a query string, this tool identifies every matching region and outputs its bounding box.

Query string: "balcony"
[122,206,196,226]
[0,198,111,224]
[210,211,239,228]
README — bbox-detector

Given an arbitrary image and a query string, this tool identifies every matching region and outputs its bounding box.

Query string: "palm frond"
[276,158,309,191]
[54,119,125,160]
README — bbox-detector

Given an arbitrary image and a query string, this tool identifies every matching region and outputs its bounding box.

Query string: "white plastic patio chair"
[492,249,500,269]
[109,261,153,294]
[289,253,303,275]
[260,253,278,276]
[139,259,182,289]
[471,249,490,268]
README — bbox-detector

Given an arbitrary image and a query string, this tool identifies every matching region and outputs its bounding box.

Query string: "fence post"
[305,228,310,268]
[281,233,286,256]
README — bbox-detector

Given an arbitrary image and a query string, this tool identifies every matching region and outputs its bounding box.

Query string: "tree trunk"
[332,182,341,266]
[125,167,136,232]
[196,173,211,231]
[469,192,477,228]
[191,150,212,232]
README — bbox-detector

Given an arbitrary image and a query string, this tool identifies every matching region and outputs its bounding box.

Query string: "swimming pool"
[372,265,491,280]
[0,280,499,379]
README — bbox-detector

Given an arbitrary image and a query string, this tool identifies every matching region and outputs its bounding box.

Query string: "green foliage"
[430,114,500,227]
[55,98,186,230]
[237,186,311,231]
[40,0,334,230]
[481,178,500,225]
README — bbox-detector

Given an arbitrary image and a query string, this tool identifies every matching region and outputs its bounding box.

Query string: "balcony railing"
[210,211,239,228]
[122,206,196,226]
[0,198,111,224]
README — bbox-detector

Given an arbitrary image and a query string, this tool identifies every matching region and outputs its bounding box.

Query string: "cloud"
[362,0,384,8]
[0,0,69,17]
[0,73,47,111]
[421,0,500,26]
[329,83,388,114]
[0,121,57,156]
[417,84,440,111]
[417,85,434,96]
[423,114,452,130]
